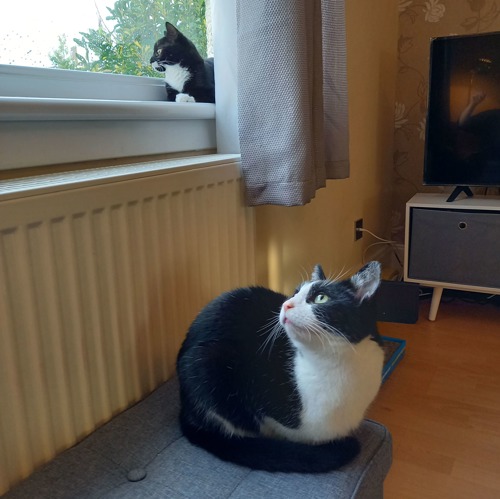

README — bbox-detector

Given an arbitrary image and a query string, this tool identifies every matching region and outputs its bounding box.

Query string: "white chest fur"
[261,337,383,443]
[294,337,383,441]
[164,63,191,93]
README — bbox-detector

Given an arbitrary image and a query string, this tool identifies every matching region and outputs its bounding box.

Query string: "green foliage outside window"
[50,0,207,77]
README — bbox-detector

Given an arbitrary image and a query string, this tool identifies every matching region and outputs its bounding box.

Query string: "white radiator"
[0,155,255,494]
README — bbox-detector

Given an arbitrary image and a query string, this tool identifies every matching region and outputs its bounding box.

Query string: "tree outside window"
[49,0,208,77]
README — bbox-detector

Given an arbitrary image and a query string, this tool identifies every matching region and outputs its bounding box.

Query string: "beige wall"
[254,0,400,294]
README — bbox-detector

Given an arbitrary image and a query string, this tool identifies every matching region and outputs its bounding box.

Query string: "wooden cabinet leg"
[429,286,444,321]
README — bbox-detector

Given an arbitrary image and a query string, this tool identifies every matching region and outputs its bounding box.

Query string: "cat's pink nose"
[284,301,294,311]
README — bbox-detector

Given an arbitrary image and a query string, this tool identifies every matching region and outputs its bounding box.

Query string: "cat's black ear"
[311,264,326,281]
[164,22,179,42]
[350,261,381,302]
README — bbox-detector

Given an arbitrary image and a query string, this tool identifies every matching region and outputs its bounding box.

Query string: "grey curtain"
[236,0,349,206]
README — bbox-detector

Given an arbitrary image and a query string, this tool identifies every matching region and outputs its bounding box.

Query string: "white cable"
[359,228,403,278]
[362,241,391,264]
[356,227,396,244]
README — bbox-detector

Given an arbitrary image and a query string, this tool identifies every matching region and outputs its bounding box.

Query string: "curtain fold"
[236,0,349,206]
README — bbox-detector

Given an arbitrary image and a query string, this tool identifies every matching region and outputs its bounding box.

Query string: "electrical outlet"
[355,219,363,240]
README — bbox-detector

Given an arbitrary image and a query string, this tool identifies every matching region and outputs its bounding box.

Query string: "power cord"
[356,227,403,272]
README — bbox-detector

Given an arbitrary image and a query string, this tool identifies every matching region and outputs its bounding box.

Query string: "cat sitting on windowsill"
[150,22,215,103]
[177,262,385,473]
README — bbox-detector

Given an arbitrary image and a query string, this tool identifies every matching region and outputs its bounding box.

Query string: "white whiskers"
[316,320,357,353]
[288,318,356,354]
[257,313,284,355]
[328,266,352,283]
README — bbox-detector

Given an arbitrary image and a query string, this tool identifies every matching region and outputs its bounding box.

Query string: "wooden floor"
[368,297,500,499]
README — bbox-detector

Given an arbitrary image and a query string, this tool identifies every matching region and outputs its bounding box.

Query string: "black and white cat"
[150,22,215,103]
[177,261,385,473]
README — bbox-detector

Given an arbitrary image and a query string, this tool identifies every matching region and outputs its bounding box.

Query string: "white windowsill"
[0,65,217,170]
[0,97,215,121]
[0,64,168,100]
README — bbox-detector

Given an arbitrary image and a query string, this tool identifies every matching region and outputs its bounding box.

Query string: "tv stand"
[404,193,500,320]
[446,186,473,202]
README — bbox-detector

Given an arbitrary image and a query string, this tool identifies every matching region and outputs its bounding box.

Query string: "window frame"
[0,64,216,171]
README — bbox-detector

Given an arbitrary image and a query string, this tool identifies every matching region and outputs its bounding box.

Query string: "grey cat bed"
[6,378,392,499]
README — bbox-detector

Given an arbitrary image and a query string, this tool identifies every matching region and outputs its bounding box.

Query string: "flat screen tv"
[424,32,500,201]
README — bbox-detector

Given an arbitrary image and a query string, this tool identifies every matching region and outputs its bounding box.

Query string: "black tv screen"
[424,32,500,188]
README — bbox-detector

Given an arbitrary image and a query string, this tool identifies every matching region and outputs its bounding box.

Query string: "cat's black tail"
[179,417,360,473]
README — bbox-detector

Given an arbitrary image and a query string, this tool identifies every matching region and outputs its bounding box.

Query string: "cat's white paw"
[176,93,196,103]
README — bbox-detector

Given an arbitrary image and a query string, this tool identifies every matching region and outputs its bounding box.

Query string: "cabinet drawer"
[408,208,500,288]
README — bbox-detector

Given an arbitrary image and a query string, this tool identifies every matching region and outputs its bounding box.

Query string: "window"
[1,0,210,74]
[0,0,216,171]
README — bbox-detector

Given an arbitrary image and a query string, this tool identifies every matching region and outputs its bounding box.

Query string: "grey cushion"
[6,378,392,499]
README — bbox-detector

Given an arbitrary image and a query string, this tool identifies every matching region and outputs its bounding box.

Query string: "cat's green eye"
[313,294,330,304]
[156,49,162,56]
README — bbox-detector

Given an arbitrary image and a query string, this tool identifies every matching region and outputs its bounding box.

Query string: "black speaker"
[408,208,500,288]
[376,280,420,324]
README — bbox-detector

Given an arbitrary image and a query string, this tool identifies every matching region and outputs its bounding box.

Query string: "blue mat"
[381,336,406,383]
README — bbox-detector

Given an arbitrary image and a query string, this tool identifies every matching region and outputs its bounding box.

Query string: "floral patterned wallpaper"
[391,0,500,240]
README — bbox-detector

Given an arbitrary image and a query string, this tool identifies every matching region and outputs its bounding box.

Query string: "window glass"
[1,0,209,77]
